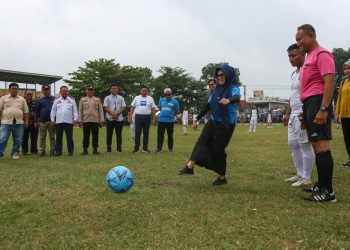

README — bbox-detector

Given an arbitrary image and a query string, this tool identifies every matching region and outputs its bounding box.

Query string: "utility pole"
[242,85,247,101]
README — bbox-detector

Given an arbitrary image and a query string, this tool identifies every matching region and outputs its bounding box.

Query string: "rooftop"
[0,69,62,85]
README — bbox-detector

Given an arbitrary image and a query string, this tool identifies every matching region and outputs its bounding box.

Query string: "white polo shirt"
[50,96,78,124]
[131,95,156,115]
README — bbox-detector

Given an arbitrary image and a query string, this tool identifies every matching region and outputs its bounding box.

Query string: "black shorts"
[302,95,332,141]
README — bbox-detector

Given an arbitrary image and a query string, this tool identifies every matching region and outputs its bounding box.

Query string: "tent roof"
[0,69,62,85]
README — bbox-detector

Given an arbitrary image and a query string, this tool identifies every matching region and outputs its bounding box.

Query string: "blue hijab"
[209,64,238,128]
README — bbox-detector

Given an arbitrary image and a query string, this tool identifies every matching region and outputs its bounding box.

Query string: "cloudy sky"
[0,0,349,98]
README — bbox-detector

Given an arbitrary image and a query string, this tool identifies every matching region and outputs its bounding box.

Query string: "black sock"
[315,151,333,193]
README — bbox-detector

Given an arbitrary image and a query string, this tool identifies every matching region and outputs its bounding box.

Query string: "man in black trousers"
[78,85,104,155]
[22,89,38,155]
[103,84,126,153]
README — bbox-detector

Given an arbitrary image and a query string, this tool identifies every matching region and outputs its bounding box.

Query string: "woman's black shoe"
[212,177,227,186]
[178,166,194,175]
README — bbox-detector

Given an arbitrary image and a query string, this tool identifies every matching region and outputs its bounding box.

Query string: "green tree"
[200,62,242,86]
[114,65,153,106]
[64,58,153,107]
[332,48,350,103]
[64,59,120,100]
[332,47,350,85]
[181,79,208,112]
[151,66,207,111]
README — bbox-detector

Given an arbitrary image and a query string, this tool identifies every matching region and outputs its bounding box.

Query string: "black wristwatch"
[320,105,329,112]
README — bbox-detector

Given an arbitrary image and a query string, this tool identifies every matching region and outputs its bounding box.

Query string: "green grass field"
[0,124,349,249]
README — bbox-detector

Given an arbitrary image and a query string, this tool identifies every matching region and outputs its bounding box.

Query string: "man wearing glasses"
[78,85,104,155]
[103,83,126,153]
[155,88,179,153]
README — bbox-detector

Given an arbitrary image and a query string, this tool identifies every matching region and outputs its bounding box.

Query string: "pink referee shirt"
[300,46,335,102]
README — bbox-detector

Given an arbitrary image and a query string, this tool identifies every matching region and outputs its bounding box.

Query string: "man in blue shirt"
[36,85,56,156]
[156,88,179,153]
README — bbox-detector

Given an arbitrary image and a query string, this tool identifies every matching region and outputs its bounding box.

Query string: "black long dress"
[190,119,235,176]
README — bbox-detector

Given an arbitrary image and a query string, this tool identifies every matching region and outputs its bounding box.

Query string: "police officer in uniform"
[78,85,104,155]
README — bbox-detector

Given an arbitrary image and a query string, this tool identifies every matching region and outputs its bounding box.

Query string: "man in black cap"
[36,84,56,156]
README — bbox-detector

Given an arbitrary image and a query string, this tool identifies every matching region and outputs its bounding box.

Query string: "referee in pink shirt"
[296,24,336,202]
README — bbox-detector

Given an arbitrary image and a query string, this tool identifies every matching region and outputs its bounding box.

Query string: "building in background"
[0,69,62,98]
[238,89,288,123]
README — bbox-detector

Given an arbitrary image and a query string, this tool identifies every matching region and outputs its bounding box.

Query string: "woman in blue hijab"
[178,64,241,186]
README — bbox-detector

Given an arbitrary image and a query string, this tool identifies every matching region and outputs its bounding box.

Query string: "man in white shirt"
[103,84,126,153]
[283,43,315,187]
[182,106,189,135]
[129,85,156,153]
[248,105,258,133]
[128,111,136,140]
[50,86,78,156]
[267,111,273,128]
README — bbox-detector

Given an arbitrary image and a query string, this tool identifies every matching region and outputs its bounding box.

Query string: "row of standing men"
[0,83,183,159]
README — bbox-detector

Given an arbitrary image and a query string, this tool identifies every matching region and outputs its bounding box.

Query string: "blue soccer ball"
[106,166,134,193]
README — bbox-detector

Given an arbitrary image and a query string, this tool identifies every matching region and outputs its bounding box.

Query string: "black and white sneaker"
[178,166,194,175]
[302,182,320,193]
[341,160,350,167]
[303,189,337,203]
